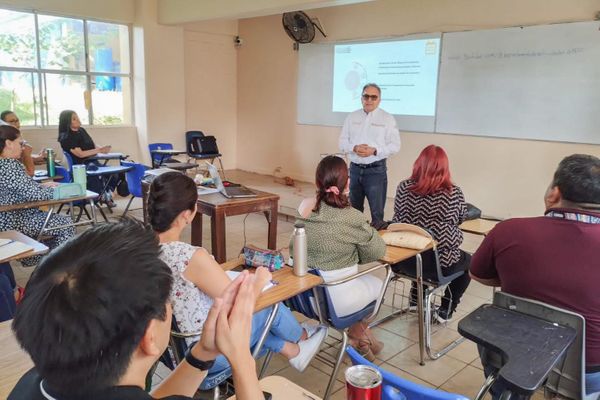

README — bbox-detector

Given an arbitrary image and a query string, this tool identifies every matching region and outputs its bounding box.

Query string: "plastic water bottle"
[46,148,55,177]
[292,222,308,277]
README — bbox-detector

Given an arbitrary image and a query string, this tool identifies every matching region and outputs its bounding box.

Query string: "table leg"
[267,200,278,250]
[191,212,203,247]
[89,199,98,224]
[416,253,425,366]
[211,210,226,263]
[38,206,55,240]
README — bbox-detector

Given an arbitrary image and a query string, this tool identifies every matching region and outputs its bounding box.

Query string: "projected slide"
[332,38,441,116]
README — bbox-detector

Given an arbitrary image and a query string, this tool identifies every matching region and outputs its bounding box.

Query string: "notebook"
[0,239,34,261]
[226,270,275,292]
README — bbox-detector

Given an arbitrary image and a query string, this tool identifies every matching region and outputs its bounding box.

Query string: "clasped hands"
[353,144,377,157]
[191,268,270,365]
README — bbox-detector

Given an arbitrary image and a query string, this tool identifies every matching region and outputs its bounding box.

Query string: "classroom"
[1,0,600,399]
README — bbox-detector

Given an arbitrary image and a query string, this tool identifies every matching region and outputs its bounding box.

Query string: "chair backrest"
[288,270,377,330]
[121,161,150,198]
[186,131,219,155]
[62,150,74,172]
[492,292,589,400]
[346,347,469,400]
[55,165,71,183]
[148,143,174,165]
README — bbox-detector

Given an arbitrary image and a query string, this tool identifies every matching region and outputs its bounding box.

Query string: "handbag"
[241,245,285,272]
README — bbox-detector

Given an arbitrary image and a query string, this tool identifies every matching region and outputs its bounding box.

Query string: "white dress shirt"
[338,107,401,165]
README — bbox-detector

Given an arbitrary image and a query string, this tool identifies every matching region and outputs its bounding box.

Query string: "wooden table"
[0,190,100,238]
[460,218,500,236]
[192,190,280,263]
[0,231,49,263]
[0,320,33,398]
[228,375,322,400]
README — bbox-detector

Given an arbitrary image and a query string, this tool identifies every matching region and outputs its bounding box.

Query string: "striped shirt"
[392,179,467,268]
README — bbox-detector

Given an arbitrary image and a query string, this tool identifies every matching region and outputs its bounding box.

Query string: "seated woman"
[391,145,471,323]
[291,155,387,361]
[148,172,328,389]
[0,125,76,266]
[1,110,46,177]
[57,110,117,206]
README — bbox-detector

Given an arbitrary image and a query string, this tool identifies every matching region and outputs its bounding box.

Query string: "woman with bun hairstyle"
[148,172,328,389]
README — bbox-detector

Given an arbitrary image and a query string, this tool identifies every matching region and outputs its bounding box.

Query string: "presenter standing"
[339,83,401,225]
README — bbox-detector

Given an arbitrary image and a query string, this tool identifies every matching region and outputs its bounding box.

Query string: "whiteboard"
[436,21,600,144]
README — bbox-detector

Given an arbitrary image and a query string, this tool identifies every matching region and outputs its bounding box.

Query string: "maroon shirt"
[470,208,600,367]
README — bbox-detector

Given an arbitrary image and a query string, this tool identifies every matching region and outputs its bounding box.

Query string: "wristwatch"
[185,348,216,371]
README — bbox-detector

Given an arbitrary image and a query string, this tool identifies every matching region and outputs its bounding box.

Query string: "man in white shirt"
[339,83,401,225]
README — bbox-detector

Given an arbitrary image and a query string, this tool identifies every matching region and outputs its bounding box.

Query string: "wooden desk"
[0,231,49,263]
[460,218,500,236]
[0,190,100,238]
[228,376,322,400]
[0,320,33,398]
[380,242,434,265]
[192,190,280,263]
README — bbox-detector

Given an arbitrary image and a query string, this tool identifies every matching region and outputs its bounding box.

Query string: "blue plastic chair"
[120,161,150,216]
[148,142,176,168]
[288,263,392,400]
[346,347,469,400]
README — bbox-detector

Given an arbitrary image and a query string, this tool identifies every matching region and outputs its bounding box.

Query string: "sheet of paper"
[226,270,274,292]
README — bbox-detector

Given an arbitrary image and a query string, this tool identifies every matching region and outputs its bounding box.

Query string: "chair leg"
[324,330,348,400]
[424,288,465,360]
[212,385,220,400]
[217,157,226,180]
[475,371,498,400]
[96,204,108,222]
[75,206,84,222]
[258,350,273,379]
[122,195,135,216]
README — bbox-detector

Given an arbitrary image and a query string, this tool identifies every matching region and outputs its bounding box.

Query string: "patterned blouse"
[392,179,467,269]
[0,158,53,230]
[290,202,386,271]
[159,241,213,344]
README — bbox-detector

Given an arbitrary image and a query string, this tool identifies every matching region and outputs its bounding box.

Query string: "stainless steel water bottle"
[292,222,308,276]
[46,148,55,177]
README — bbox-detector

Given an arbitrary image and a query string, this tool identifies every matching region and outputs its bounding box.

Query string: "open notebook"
[0,239,34,261]
[226,270,275,292]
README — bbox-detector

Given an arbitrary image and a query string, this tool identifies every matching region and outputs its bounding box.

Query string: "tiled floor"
[6,169,505,399]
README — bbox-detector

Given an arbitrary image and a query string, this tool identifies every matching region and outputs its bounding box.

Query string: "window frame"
[0,6,134,127]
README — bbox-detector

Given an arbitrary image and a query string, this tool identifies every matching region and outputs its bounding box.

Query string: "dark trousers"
[0,262,16,322]
[349,160,387,225]
[408,250,471,312]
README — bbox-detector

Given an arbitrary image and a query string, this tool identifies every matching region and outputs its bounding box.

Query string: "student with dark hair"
[1,110,46,176]
[471,154,600,398]
[392,145,471,323]
[9,219,265,400]
[290,155,387,361]
[0,125,75,267]
[57,110,118,206]
[148,172,327,389]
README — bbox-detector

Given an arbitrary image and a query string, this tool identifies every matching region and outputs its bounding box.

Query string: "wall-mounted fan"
[282,11,326,50]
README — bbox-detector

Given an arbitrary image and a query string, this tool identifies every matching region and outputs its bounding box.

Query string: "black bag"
[465,203,482,220]
[191,136,219,155]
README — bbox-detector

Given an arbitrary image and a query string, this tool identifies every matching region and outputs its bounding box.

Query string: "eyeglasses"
[362,94,379,101]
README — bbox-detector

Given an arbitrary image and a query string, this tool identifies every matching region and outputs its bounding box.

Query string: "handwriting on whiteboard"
[447,47,584,61]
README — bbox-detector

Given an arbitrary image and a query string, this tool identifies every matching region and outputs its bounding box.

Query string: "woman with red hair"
[392,145,471,322]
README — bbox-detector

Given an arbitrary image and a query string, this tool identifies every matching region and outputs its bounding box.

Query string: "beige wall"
[184,20,239,169]
[237,0,600,218]
[20,126,141,162]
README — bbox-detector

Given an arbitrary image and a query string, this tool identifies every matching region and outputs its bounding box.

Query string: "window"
[0,8,132,126]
